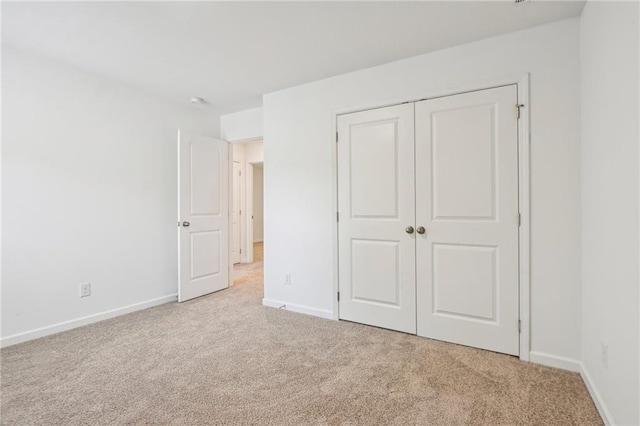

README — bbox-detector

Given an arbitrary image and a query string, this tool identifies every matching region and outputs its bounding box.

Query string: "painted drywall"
[221,107,263,142]
[264,18,582,361]
[1,47,220,343]
[580,2,639,424]
[253,166,264,242]
[244,140,264,164]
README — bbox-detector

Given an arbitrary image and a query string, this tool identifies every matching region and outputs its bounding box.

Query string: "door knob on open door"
[405,226,414,234]
[416,226,426,235]
[182,221,190,227]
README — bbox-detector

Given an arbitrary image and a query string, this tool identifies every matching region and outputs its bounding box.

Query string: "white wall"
[264,18,582,361]
[244,140,264,164]
[1,48,220,344]
[580,2,639,424]
[253,166,264,242]
[221,107,263,142]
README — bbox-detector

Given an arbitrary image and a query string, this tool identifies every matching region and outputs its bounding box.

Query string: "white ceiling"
[2,1,585,113]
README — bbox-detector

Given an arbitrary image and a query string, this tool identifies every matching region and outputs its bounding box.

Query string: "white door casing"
[178,132,230,302]
[232,161,241,264]
[337,103,416,334]
[415,85,520,355]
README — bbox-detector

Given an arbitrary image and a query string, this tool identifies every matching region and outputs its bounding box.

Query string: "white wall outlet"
[600,342,608,369]
[80,282,91,298]
[284,272,291,286]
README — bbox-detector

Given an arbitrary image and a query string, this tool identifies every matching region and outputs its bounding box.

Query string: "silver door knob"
[405,226,414,234]
[416,226,426,235]
[182,221,190,227]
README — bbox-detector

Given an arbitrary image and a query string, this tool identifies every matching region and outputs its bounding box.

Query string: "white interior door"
[337,103,416,334]
[178,132,230,302]
[232,161,241,264]
[415,85,520,355]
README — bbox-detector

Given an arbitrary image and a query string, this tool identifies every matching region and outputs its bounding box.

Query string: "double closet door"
[337,85,520,356]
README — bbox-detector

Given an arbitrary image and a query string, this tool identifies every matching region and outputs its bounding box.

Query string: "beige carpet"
[2,250,601,425]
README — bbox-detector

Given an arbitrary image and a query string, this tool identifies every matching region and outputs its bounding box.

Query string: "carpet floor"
[2,250,601,425]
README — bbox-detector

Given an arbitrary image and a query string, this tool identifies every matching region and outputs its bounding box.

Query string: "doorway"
[229,140,264,286]
[234,162,264,285]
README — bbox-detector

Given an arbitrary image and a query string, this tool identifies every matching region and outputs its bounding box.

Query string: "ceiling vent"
[514,0,531,4]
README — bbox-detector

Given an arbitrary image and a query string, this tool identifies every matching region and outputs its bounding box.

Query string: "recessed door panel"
[191,231,221,279]
[432,104,495,220]
[416,85,519,355]
[338,103,416,334]
[432,244,496,321]
[351,239,399,306]
[350,121,398,218]
[190,142,221,216]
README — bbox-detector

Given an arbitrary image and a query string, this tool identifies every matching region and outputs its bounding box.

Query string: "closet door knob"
[416,226,426,235]
[182,221,190,227]
[405,226,414,234]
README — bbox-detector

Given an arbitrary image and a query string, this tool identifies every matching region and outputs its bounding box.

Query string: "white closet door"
[178,132,229,302]
[337,103,416,334]
[415,85,520,355]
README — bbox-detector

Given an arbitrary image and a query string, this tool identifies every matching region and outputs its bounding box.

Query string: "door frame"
[330,73,531,361]
[246,161,265,263]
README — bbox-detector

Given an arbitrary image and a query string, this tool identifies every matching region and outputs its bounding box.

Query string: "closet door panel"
[415,85,520,355]
[337,103,416,334]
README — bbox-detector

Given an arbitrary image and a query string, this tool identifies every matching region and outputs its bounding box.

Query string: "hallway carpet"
[2,268,601,425]
[233,242,263,286]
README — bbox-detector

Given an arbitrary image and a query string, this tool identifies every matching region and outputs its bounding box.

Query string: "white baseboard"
[262,298,334,320]
[579,363,614,425]
[529,351,581,372]
[1,294,177,348]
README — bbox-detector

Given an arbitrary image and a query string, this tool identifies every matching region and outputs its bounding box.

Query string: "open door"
[178,132,230,302]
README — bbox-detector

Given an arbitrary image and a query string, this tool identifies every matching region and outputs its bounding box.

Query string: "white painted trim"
[262,298,334,320]
[529,351,581,372]
[331,107,340,321]
[227,143,234,287]
[331,73,532,356]
[1,294,178,348]
[516,74,531,361]
[245,163,255,263]
[579,363,614,425]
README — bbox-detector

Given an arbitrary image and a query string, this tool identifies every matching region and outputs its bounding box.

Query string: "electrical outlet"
[80,282,91,298]
[600,343,608,369]
[284,272,291,286]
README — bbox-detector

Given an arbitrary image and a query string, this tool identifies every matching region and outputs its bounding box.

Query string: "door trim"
[331,73,531,361]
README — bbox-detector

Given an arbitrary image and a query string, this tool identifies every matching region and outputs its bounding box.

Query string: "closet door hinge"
[337,212,339,222]
[517,212,521,227]
[337,291,340,302]
[336,132,339,143]
[516,104,525,119]
[518,319,522,333]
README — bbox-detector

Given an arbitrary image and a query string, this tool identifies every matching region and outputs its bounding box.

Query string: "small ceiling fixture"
[190,96,207,105]
[514,0,530,4]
